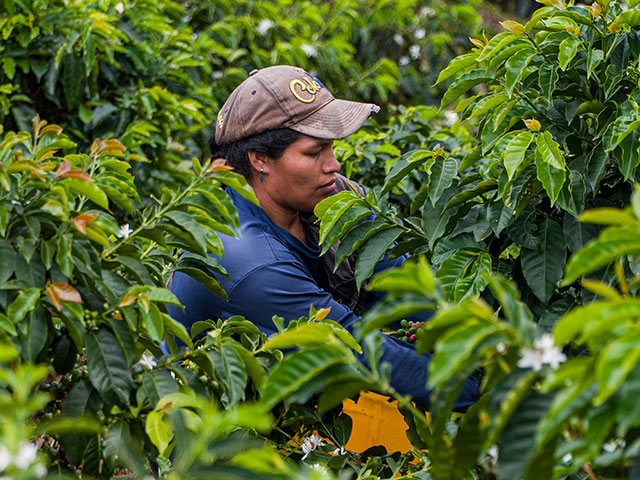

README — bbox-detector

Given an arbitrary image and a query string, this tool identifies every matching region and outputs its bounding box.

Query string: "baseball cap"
[215,65,380,145]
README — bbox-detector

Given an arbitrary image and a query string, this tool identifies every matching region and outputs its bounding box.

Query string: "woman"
[168,65,478,410]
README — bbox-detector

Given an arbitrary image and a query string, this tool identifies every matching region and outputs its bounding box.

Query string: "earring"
[259,167,264,183]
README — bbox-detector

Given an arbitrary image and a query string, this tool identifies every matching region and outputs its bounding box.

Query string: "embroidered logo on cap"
[217,112,224,128]
[289,76,322,103]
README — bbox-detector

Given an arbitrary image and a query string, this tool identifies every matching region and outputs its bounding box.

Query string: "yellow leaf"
[524,119,541,132]
[609,22,620,33]
[435,146,445,156]
[314,307,331,321]
[469,37,485,48]
[46,280,83,311]
[206,158,234,173]
[500,20,526,35]
[591,2,602,17]
[119,291,137,308]
[565,26,580,37]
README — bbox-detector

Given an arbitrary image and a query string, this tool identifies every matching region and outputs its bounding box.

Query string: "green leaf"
[436,250,492,302]
[434,52,479,85]
[354,227,403,290]
[60,179,109,210]
[215,171,259,206]
[587,49,604,79]
[554,299,640,345]
[260,346,349,409]
[164,210,207,256]
[333,218,390,268]
[504,46,536,97]
[318,195,363,245]
[86,329,133,405]
[497,392,556,480]
[163,312,193,348]
[503,131,534,180]
[146,411,170,454]
[263,323,346,350]
[175,266,227,300]
[428,157,458,206]
[141,371,179,409]
[320,206,372,256]
[614,9,640,26]
[617,128,640,180]
[56,233,73,278]
[227,342,266,390]
[478,32,522,61]
[217,344,248,407]
[111,255,153,285]
[535,131,566,170]
[143,303,164,343]
[520,219,566,303]
[7,288,40,323]
[430,322,498,388]
[535,148,566,205]
[469,93,509,119]
[62,54,84,110]
[594,326,640,405]
[0,203,7,236]
[440,70,493,108]
[380,150,434,197]
[558,36,580,71]
[563,228,640,284]
[21,310,48,363]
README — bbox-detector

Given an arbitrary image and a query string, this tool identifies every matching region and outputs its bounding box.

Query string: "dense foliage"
[4,0,640,479]
[316,0,640,478]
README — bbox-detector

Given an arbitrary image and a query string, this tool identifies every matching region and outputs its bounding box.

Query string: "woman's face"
[262,134,340,213]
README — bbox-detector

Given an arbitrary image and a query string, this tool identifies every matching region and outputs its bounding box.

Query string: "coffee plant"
[315,0,640,478]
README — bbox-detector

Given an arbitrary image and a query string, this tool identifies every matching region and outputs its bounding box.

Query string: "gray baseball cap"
[215,65,380,145]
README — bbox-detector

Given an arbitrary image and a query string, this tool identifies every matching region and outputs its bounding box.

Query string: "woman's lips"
[317,180,336,194]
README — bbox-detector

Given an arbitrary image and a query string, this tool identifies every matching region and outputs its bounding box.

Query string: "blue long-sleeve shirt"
[167,189,478,410]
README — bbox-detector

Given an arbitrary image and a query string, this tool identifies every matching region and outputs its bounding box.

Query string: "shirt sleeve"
[216,259,478,411]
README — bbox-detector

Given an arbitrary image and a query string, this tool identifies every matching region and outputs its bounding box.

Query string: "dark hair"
[208,128,301,179]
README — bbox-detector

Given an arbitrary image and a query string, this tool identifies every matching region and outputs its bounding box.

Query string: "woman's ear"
[247,151,270,173]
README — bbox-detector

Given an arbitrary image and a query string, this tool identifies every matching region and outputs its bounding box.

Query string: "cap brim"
[289,98,379,140]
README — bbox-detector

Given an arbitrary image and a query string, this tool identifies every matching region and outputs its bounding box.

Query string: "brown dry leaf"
[55,161,73,178]
[207,158,234,173]
[51,282,83,303]
[45,280,61,311]
[61,170,93,181]
[72,213,98,234]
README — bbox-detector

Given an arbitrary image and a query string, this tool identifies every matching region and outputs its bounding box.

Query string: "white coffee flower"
[300,434,325,460]
[444,111,459,126]
[115,2,124,14]
[212,71,223,80]
[409,44,420,59]
[118,224,132,239]
[562,453,572,463]
[393,34,404,45]
[257,19,274,35]
[414,28,426,40]
[137,354,157,370]
[0,445,10,471]
[300,44,317,57]
[496,342,507,354]
[487,444,498,460]
[517,334,566,372]
[419,6,434,17]
[398,56,410,66]
[332,446,346,456]
[14,443,37,470]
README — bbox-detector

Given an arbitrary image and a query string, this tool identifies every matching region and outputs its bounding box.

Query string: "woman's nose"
[323,149,341,173]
